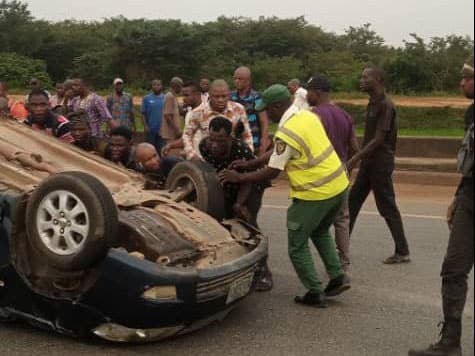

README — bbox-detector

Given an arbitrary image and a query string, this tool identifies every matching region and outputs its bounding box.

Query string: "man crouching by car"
[133,142,182,189]
[69,110,107,155]
[199,116,273,291]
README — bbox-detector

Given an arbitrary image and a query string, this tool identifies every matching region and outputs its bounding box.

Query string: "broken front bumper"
[79,235,268,341]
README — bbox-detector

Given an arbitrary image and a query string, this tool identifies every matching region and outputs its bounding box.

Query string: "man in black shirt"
[199,116,267,226]
[200,116,273,291]
[104,126,137,169]
[409,56,474,356]
[133,142,181,189]
[347,67,410,264]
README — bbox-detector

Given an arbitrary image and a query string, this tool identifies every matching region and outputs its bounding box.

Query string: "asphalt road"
[1,182,473,356]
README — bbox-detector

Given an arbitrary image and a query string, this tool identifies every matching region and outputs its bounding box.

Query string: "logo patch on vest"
[275,140,287,155]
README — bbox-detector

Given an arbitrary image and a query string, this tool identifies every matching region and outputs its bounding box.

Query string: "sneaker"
[324,274,351,297]
[294,291,328,308]
[255,263,273,292]
[383,254,411,264]
[255,274,273,292]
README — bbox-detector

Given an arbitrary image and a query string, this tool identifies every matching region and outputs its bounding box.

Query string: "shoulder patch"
[275,140,287,155]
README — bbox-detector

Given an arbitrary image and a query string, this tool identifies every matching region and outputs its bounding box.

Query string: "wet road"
[1,182,473,356]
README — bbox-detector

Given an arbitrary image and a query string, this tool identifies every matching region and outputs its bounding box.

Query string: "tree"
[0,52,51,88]
[344,23,387,64]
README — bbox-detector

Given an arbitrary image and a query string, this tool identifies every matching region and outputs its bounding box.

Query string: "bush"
[337,102,466,132]
[0,52,52,88]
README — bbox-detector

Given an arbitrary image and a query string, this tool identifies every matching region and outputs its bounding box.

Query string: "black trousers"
[349,160,410,255]
[224,186,264,228]
[441,189,474,323]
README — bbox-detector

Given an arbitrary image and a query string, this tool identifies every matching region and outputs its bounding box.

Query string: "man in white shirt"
[161,81,203,157]
[288,79,309,110]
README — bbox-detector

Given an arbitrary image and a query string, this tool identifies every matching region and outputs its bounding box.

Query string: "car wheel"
[25,172,118,271]
[165,160,226,220]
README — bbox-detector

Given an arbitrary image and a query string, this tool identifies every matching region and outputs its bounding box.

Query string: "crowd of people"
[0,56,473,356]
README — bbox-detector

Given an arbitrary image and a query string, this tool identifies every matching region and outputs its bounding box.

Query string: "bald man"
[231,67,271,155]
[182,79,254,160]
[134,142,181,189]
[288,79,309,110]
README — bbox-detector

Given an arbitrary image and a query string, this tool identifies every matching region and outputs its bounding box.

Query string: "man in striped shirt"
[183,79,253,160]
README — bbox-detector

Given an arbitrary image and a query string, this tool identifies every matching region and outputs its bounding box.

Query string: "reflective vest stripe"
[278,126,313,158]
[290,164,347,192]
[287,145,335,171]
[278,126,335,170]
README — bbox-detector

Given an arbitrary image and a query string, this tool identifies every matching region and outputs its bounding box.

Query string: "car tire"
[25,172,118,271]
[165,160,226,220]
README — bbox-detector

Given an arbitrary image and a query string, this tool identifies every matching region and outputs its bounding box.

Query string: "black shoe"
[408,343,461,356]
[383,254,411,264]
[294,291,328,308]
[255,263,273,292]
[408,321,462,356]
[324,274,351,297]
[255,274,273,292]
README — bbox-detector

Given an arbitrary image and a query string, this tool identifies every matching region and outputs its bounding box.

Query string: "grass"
[258,123,464,138]
[133,104,465,138]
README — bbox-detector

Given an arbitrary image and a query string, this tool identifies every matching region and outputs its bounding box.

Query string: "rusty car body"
[0,118,268,342]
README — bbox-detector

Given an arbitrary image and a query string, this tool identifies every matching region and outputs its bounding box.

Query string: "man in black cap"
[306,74,360,272]
[408,56,474,356]
[347,66,410,264]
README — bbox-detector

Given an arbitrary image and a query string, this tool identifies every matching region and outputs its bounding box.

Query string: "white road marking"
[262,204,445,220]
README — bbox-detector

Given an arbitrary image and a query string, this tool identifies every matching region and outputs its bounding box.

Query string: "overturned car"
[0,118,268,342]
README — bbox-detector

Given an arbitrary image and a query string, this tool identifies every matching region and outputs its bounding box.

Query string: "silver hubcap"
[36,190,90,256]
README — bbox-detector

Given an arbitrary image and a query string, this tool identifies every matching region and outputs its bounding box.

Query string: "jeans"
[333,190,351,270]
[146,131,164,154]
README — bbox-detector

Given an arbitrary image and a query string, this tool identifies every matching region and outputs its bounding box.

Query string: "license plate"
[226,274,254,305]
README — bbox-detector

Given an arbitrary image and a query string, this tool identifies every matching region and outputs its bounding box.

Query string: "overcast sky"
[26,0,474,46]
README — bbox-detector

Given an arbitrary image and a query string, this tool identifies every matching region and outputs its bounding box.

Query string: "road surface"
[0,182,473,356]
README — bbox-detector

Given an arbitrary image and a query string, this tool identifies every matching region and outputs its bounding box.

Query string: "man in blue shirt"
[230,67,270,155]
[141,79,165,152]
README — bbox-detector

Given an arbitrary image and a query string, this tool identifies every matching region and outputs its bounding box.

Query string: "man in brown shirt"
[161,77,183,144]
[347,67,410,264]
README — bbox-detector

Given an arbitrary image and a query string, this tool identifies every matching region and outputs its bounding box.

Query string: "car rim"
[36,190,90,256]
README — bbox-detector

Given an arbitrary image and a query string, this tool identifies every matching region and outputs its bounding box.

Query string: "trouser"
[224,186,264,228]
[333,190,351,270]
[224,186,270,281]
[349,161,410,256]
[287,190,346,293]
[441,190,474,327]
[146,132,164,153]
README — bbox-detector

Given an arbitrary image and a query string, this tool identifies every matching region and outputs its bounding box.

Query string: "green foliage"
[0,1,473,93]
[0,52,51,88]
[385,34,474,93]
[337,103,466,133]
[251,56,303,89]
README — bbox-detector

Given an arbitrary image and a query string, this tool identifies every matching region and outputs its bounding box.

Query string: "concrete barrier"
[356,136,461,158]
[134,133,461,159]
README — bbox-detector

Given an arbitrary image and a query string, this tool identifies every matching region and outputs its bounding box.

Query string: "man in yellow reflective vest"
[219,84,351,307]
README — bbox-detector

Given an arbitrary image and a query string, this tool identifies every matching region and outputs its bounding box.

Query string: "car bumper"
[92,307,235,342]
[80,235,268,336]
